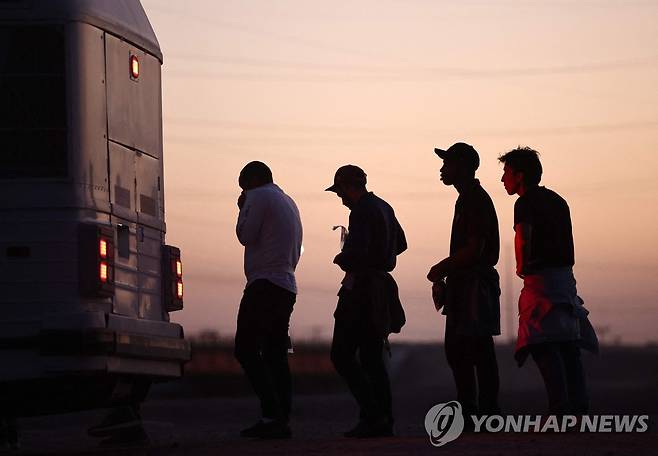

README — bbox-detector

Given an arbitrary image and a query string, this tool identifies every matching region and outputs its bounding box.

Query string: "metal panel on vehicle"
[136,152,163,230]
[107,314,182,338]
[0,351,42,380]
[66,22,111,213]
[0,219,79,306]
[107,357,182,378]
[108,142,136,222]
[113,285,138,318]
[138,225,163,320]
[105,33,161,158]
[112,218,139,318]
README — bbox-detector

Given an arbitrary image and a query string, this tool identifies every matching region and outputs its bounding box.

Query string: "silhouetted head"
[498,146,542,196]
[239,161,273,191]
[434,142,479,187]
[325,164,367,209]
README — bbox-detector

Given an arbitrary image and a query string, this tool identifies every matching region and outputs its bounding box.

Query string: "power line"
[164,118,658,139]
[148,3,658,85]
[147,4,658,81]
[147,5,382,60]
[165,52,658,79]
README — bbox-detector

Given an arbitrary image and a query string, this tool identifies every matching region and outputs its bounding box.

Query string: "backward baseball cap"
[325,165,367,192]
[434,142,480,171]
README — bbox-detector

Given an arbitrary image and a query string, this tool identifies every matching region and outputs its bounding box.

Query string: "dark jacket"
[334,192,407,273]
[334,192,407,337]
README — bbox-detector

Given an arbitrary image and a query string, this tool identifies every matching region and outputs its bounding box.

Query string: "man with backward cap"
[326,165,407,438]
[427,143,502,427]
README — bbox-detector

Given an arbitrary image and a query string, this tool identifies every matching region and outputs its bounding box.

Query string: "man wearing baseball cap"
[326,165,407,438]
[428,142,502,426]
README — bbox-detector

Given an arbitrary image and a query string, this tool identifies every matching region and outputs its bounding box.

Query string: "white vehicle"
[0,0,189,417]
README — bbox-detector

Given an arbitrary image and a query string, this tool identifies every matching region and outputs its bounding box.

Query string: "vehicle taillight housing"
[130,53,139,80]
[162,245,183,312]
[79,224,115,297]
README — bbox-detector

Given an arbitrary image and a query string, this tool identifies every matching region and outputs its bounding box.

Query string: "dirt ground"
[10,343,658,455]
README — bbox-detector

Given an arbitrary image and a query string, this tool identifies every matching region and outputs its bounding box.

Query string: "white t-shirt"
[236,183,303,294]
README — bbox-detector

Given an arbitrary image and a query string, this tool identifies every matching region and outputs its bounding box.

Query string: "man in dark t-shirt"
[428,142,501,422]
[514,186,574,273]
[500,146,598,415]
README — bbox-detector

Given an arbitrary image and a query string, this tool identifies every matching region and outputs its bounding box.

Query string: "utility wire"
[148,5,658,81]
[164,118,658,139]
[165,52,658,79]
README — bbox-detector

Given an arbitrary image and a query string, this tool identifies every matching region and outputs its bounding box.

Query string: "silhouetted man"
[428,143,502,424]
[234,161,303,439]
[326,165,407,438]
[499,146,598,415]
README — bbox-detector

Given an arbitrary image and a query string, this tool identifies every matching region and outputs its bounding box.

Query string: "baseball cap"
[434,142,480,171]
[325,165,367,192]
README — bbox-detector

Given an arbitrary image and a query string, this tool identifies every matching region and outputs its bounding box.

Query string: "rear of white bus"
[0,7,189,417]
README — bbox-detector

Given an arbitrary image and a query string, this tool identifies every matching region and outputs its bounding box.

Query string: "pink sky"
[142,0,658,344]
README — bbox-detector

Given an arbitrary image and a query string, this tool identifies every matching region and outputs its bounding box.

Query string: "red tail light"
[163,245,183,312]
[79,224,115,297]
[100,262,108,283]
[130,54,139,79]
[99,239,108,259]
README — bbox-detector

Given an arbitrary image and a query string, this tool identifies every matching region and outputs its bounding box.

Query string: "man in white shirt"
[234,161,303,440]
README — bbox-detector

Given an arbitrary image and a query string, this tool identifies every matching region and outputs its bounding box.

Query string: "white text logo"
[424,401,464,447]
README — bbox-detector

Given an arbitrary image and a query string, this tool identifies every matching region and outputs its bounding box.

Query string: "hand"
[237,192,246,209]
[333,253,348,271]
[427,263,443,282]
[431,281,446,312]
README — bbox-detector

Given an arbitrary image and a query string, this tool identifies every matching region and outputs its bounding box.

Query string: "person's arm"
[427,201,487,282]
[236,191,265,246]
[512,196,533,278]
[514,222,532,278]
[395,217,408,256]
[426,235,484,282]
[333,209,369,272]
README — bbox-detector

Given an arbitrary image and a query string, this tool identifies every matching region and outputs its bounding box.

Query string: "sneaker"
[99,426,149,448]
[344,418,394,438]
[88,407,142,438]
[241,420,291,439]
[240,421,268,438]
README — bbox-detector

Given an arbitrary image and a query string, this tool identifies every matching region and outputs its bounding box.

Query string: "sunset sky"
[141,0,658,344]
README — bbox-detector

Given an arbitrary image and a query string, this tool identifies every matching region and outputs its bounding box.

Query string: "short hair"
[498,146,543,186]
[239,161,273,187]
